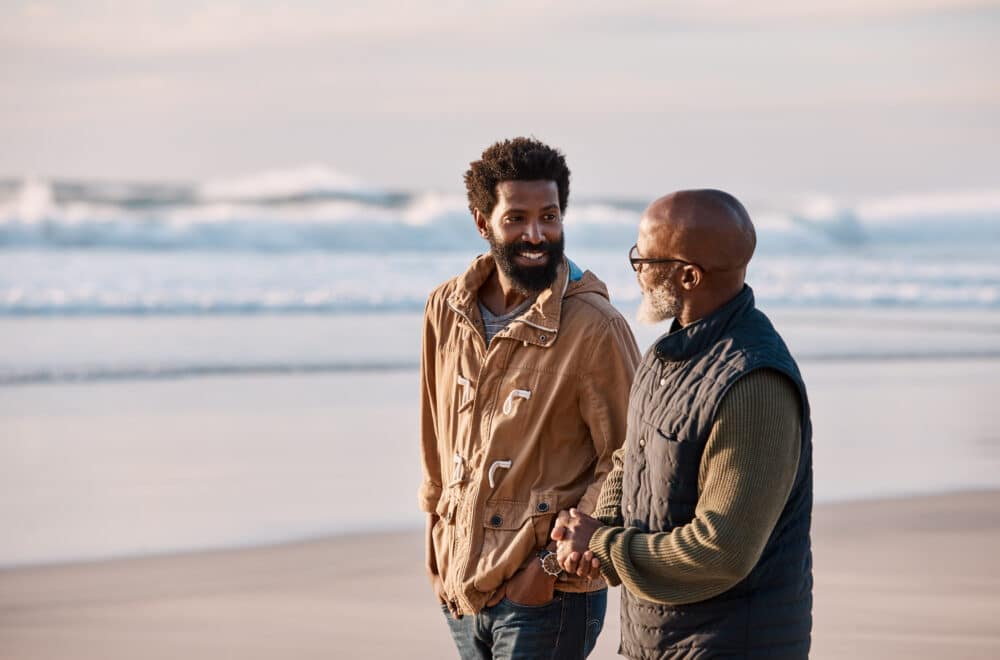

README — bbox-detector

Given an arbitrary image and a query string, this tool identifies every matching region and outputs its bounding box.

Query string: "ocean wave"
[2,171,999,253]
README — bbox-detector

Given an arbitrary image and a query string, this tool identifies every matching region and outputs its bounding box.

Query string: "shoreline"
[2,490,999,659]
[0,485,993,573]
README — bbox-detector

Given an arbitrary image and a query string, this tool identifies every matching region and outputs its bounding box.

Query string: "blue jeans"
[442,589,607,660]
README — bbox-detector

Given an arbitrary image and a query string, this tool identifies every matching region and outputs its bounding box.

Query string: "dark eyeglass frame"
[629,244,705,273]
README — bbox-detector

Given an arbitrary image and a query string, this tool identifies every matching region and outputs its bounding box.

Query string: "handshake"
[549,508,604,580]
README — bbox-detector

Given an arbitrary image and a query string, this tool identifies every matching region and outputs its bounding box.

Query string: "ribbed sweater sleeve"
[588,368,801,604]
[592,446,625,526]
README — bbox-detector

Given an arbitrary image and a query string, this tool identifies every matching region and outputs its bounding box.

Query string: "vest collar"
[446,253,572,348]
[654,285,756,362]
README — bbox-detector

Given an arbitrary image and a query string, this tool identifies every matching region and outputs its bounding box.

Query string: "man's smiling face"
[480,179,564,294]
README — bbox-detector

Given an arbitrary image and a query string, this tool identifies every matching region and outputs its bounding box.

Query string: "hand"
[426,513,448,606]
[551,508,602,579]
[431,573,447,605]
[486,556,556,607]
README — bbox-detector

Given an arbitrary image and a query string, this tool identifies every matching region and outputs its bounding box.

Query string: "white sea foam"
[1,173,999,253]
[1,171,998,315]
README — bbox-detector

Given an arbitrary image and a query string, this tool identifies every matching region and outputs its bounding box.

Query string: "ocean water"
[2,169,1000,566]
[2,169,999,384]
[2,169,999,319]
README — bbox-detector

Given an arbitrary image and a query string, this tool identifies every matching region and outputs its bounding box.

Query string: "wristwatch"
[539,550,563,577]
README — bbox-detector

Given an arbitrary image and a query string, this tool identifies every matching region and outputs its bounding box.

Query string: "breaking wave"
[1,168,998,315]
[1,170,998,253]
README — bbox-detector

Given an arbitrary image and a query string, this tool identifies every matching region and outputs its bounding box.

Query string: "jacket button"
[537,502,549,512]
[659,378,666,386]
[626,505,633,513]
[490,515,503,527]
[638,438,645,448]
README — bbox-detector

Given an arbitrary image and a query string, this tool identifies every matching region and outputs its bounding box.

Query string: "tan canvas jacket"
[419,254,640,615]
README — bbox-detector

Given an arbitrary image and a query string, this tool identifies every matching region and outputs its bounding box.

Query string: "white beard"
[636,282,681,325]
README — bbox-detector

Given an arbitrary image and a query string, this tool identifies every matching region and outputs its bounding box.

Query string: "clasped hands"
[550,508,603,580]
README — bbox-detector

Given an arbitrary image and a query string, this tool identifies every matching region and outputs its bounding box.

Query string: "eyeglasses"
[629,244,704,273]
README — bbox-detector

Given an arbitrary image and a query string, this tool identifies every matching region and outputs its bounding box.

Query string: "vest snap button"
[539,334,547,342]
[537,502,549,512]
[490,515,503,527]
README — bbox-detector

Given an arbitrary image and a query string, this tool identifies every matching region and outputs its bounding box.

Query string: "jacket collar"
[654,285,756,362]
[446,253,571,348]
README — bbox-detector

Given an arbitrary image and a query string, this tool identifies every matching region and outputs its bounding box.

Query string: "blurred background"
[1,2,999,658]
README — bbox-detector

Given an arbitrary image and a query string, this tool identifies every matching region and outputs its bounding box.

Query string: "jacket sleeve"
[418,296,443,580]
[417,294,442,515]
[575,316,641,514]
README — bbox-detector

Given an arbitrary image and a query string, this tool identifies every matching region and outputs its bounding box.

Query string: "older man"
[553,189,813,658]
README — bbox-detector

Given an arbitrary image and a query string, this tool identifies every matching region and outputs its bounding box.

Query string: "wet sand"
[2,490,998,659]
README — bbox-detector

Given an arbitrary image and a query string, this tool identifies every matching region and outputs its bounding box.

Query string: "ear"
[679,265,702,290]
[473,208,490,239]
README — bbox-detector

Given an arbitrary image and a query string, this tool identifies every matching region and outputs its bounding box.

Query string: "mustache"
[505,240,561,257]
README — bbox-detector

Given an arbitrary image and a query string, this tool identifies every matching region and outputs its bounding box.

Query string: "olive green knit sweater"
[589,368,802,605]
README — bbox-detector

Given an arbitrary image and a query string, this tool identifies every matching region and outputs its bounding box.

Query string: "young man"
[418,137,640,659]
[553,190,813,659]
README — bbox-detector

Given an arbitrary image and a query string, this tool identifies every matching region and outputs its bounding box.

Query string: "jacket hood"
[446,254,610,348]
[565,262,610,300]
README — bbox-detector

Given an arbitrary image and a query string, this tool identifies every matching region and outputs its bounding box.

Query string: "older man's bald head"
[640,189,756,274]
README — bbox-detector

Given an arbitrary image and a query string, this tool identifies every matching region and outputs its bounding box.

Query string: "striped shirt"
[478,296,536,346]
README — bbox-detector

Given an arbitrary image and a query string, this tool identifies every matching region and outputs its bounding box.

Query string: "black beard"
[488,233,565,295]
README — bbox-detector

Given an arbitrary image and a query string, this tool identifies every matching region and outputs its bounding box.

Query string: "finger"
[550,525,566,541]
[577,551,595,576]
[565,551,581,574]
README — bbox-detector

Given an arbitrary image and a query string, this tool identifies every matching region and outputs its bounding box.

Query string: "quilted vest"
[619,286,813,659]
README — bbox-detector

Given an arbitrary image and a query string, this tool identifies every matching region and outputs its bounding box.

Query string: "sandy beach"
[2,316,998,658]
[2,490,998,659]
[4,4,999,657]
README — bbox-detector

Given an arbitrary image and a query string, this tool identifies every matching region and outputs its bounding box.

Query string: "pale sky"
[1,0,998,197]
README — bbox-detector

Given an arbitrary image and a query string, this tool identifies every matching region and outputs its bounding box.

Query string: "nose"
[521,220,543,244]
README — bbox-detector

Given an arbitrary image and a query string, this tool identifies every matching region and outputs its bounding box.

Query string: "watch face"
[541,552,562,576]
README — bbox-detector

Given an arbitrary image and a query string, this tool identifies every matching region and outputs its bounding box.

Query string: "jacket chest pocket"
[487,368,572,447]
[639,424,702,506]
